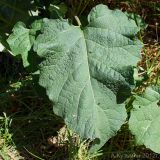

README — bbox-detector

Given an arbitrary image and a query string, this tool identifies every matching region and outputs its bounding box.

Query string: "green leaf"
[7,22,33,67]
[129,87,160,153]
[7,20,42,67]
[34,4,142,151]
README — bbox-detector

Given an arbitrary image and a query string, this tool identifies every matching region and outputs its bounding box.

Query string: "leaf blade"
[34,4,143,151]
[129,87,160,153]
[7,20,42,67]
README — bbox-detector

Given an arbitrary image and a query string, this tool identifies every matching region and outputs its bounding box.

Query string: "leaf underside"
[34,4,142,151]
[129,87,160,153]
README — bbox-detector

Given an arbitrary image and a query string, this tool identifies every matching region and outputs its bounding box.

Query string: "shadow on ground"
[0,81,67,160]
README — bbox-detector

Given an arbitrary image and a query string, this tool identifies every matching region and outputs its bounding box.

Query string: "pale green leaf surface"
[34,5,142,151]
[7,20,42,67]
[129,87,160,153]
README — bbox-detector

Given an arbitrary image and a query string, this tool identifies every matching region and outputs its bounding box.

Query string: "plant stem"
[74,16,82,26]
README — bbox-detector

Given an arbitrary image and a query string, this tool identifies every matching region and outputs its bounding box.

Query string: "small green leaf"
[7,20,42,67]
[129,87,160,153]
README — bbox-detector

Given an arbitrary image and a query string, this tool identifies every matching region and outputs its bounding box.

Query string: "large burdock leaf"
[34,5,142,151]
[129,87,160,153]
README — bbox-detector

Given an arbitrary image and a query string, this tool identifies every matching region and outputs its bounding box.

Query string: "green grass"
[0,113,17,160]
